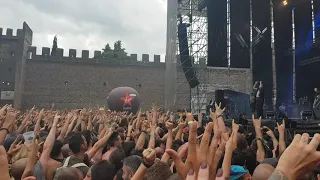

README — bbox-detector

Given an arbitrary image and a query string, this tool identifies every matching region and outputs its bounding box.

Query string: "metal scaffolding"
[176,0,208,113]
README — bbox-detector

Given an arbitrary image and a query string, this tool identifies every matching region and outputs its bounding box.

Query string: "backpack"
[53,156,88,180]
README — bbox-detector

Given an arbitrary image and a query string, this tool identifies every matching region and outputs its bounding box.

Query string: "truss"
[176,0,208,113]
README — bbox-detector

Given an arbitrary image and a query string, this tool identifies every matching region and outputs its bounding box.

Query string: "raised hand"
[3,112,17,130]
[39,108,45,119]
[226,131,237,152]
[272,133,320,179]
[232,119,239,133]
[252,114,262,128]
[53,113,61,126]
[165,121,173,130]
[0,104,8,116]
[143,148,156,166]
[31,105,36,112]
[214,102,226,116]
[7,135,23,156]
[262,126,275,137]
[186,113,194,123]
[166,122,226,179]
[277,119,285,134]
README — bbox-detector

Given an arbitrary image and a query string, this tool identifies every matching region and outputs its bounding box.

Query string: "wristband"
[142,161,153,168]
[188,121,194,125]
[0,128,9,134]
[216,115,222,119]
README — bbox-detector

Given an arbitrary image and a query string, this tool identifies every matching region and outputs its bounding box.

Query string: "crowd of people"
[0,99,320,180]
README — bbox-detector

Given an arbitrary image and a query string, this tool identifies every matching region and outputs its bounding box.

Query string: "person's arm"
[148,122,156,149]
[57,117,70,140]
[125,122,134,142]
[161,121,173,162]
[17,106,35,133]
[214,102,226,132]
[277,120,286,156]
[131,148,155,180]
[263,126,279,157]
[0,112,17,145]
[135,131,146,150]
[135,116,147,150]
[22,135,40,179]
[174,122,184,141]
[252,115,265,162]
[34,109,45,134]
[0,146,10,180]
[0,105,8,117]
[40,114,60,173]
[86,130,113,160]
[87,111,93,131]
[66,115,77,135]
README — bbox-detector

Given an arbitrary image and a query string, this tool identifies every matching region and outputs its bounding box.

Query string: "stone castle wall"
[0,23,252,111]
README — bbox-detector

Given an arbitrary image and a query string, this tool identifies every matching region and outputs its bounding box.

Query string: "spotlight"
[282,0,288,6]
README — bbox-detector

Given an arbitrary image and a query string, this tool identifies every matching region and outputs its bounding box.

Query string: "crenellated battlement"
[27,46,165,66]
[0,22,33,44]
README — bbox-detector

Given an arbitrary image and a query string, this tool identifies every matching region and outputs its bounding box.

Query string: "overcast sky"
[0,0,167,61]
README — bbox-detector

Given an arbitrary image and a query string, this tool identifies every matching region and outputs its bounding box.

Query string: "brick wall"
[24,60,165,110]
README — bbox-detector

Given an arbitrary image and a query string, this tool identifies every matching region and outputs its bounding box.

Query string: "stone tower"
[0,22,33,109]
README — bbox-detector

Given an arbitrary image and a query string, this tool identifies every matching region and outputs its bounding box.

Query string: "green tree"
[51,35,58,56]
[102,43,113,57]
[113,40,127,59]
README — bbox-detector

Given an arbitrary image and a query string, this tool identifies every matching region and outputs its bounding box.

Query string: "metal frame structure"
[176,0,208,113]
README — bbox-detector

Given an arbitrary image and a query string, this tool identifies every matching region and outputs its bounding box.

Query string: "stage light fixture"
[282,0,288,6]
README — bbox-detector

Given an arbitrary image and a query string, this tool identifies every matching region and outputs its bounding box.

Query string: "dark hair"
[130,149,143,157]
[82,130,92,146]
[68,132,84,154]
[122,141,136,157]
[116,169,124,180]
[155,139,165,148]
[91,160,116,180]
[157,128,165,138]
[123,155,143,173]
[183,133,189,142]
[109,148,126,171]
[65,131,76,142]
[50,140,63,158]
[237,133,248,151]
[107,132,119,147]
[172,140,184,152]
[102,132,120,154]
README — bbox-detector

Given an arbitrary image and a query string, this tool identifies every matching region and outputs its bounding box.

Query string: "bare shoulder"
[268,170,289,180]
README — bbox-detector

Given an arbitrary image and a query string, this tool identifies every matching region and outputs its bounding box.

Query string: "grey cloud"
[0,0,167,59]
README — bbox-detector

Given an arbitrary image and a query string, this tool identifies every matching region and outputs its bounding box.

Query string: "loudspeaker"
[215,90,225,108]
[178,23,200,88]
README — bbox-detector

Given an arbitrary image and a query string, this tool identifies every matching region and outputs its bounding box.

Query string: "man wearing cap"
[230,165,251,180]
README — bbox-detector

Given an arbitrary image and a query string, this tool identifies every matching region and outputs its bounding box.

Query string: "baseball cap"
[230,165,248,180]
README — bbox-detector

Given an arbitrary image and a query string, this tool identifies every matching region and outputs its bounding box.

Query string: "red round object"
[107,87,141,114]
